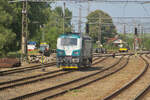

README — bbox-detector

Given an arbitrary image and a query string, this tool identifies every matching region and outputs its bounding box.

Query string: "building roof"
[113,39,126,44]
[107,38,126,44]
[107,37,118,43]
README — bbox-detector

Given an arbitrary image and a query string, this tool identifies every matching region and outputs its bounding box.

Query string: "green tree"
[0,1,52,53]
[143,37,150,50]
[9,2,52,51]
[0,0,16,56]
[28,3,52,39]
[87,10,117,43]
[0,1,72,55]
[34,6,72,49]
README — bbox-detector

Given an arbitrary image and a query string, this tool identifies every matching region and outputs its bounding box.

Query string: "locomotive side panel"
[82,39,93,58]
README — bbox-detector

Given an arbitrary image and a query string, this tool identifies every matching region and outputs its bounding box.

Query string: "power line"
[9,0,150,53]
[141,4,150,16]
[73,16,150,19]
[122,0,128,17]
[9,0,150,4]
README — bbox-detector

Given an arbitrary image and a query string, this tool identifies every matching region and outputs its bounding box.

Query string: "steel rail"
[41,56,129,100]
[10,56,124,100]
[0,62,54,73]
[103,55,149,100]
[0,62,56,76]
[93,53,134,57]
[0,57,107,91]
[0,55,103,76]
[133,55,150,100]
[0,69,61,85]
[0,56,103,85]
[145,54,150,59]
[0,70,72,91]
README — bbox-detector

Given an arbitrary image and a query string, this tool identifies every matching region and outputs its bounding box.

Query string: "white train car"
[56,33,93,69]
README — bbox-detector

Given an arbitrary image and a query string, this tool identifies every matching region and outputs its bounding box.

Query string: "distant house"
[113,39,126,44]
[113,39,127,48]
[107,38,126,48]
[107,37,118,44]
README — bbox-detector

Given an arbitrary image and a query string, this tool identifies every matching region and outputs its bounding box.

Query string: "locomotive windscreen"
[61,38,77,46]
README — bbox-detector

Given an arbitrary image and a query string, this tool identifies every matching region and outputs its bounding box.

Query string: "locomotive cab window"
[61,38,77,46]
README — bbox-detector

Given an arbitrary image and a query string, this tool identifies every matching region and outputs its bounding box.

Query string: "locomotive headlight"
[72,50,80,56]
[74,51,79,54]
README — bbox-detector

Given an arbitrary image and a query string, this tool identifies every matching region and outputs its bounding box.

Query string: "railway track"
[0,55,104,76]
[133,55,150,100]
[103,55,149,100]
[145,54,150,59]
[0,57,107,91]
[93,52,134,57]
[0,62,56,76]
[9,55,128,100]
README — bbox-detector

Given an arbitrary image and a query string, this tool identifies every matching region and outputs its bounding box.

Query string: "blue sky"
[51,1,150,33]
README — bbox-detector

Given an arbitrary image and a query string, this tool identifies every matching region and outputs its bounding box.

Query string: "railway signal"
[86,23,89,34]
[134,27,141,51]
[135,27,138,36]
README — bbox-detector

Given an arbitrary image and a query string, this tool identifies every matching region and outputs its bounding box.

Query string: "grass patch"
[67,89,84,96]
[72,89,83,93]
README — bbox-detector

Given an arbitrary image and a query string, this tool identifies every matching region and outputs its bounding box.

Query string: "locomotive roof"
[59,33,81,38]
[59,32,92,40]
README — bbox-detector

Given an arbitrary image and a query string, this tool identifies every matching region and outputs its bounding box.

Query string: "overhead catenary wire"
[141,4,150,17]
[9,0,150,46]
[9,0,150,4]
[122,0,128,17]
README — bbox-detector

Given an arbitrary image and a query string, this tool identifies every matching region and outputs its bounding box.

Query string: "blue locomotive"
[56,33,93,69]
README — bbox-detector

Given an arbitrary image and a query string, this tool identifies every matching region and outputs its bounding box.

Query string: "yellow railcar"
[119,48,128,52]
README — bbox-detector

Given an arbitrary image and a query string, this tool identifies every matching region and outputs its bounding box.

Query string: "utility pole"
[141,26,144,49]
[40,25,45,42]
[87,1,90,35]
[98,16,101,46]
[21,0,28,61]
[78,5,82,33]
[63,2,66,33]
[138,24,142,50]
[123,24,126,41]
[87,1,90,14]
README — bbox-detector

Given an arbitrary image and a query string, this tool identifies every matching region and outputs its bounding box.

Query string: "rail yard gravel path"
[50,55,145,100]
[133,55,150,100]
[0,64,58,82]
[0,57,117,100]
[107,55,147,100]
[0,57,101,82]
